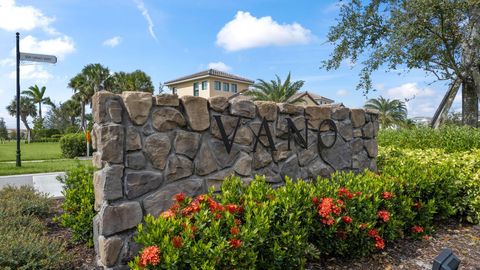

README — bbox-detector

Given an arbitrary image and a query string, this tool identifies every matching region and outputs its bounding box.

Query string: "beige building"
[287,91,334,106]
[164,69,254,99]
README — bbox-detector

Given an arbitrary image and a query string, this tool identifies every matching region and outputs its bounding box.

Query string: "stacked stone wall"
[91,91,379,269]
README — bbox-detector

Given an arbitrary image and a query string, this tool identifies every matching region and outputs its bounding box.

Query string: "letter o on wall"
[317,119,337,149]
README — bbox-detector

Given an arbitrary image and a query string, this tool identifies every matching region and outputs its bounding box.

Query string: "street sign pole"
[15,32,21,167]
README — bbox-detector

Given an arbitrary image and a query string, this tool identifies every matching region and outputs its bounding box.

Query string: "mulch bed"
[43,199,479,270]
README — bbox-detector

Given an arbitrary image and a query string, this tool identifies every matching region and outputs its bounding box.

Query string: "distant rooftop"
[165,69,254,85]
[287,91,335,105]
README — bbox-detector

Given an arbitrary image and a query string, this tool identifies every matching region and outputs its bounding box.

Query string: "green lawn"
[0,159,91,176]
[0,141,63,161]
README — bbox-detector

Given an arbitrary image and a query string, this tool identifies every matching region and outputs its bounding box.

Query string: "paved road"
[0,172,65,198]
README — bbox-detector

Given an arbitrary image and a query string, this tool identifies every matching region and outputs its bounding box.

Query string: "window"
[193,82,199,96]
[171,87,177,95]
[214,81,221,91]
[231,84,237,93]
[201,81,208,90]
[223,82,229,92]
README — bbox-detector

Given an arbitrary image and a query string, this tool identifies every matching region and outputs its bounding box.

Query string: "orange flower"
[160,210,175,219]
[172,236,183,248]
[226,204,242,214]
[230,227,239,235]
[377,210,390,222]
[312,197,319,205]
[382,192,393,200]
[374,236,385,249]
[138,245,160,267]
[411,225,424,234]
[338,187,354,199]
[368,229,379,238]
[341,216,353,224]
[321,218,335,226]
[174,192,186,203]
[229,238,242,249]
[234,218,242,226]
[413,202,422,209]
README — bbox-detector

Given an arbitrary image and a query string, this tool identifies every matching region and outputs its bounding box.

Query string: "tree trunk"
[431,78,461,129]
[462,78,479,127]
[38,102,42,119]
[81,101,86,130]
[70,116,75,126]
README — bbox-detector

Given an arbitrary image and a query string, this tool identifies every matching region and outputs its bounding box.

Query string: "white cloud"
[17,35,75,60]
[208,62,231,72]
[133,0,157,40]
[0,0,57,34]
[0,58,15,67]
[336,89,348,97]
[9,65,53,81]
[216,11,314,51]
[386,83,435,100]
[103,36,122,47]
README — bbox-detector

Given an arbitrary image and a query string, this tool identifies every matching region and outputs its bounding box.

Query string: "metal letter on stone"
[252,117,277,152]
[213,115,242,154]
[286,117,309,150]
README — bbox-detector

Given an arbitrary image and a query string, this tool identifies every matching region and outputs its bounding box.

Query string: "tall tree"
[323,0,480,127]
[245,72,305,104]
[364,96,408,128]
[61,99,82,125]
[0,117,8,141]
[82,63,110,93]
[21,84,53,119]
[44,102,77,132]
[6,96,37,134]
[105,70,154,93]
[68,73,89,129]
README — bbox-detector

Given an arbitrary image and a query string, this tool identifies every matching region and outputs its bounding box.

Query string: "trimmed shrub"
[378,126,480,152]
[0,186,72,269]
[129,146,480,269]
[60,133,87,158]
[57,164,96,246]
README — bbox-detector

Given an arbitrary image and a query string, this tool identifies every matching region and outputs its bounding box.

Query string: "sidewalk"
[0,172,65,198]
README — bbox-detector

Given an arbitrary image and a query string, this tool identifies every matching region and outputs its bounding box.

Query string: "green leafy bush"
[0,186,72,269]
[378,126,480,152]
[129,146,480,269]
[60,133,87,158]
[57,164,96,246]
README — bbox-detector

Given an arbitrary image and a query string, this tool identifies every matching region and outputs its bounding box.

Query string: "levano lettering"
[213,115,337,154]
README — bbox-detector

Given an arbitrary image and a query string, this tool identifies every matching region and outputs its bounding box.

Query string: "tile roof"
[164,69,254,85]
[287,91,334,104]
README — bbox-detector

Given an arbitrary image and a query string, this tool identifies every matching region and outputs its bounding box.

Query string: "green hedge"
[57,164,95,247]
[129,147,480,269]
[60,133,87,158]
[378,126,480,152]
[0,186,72,269]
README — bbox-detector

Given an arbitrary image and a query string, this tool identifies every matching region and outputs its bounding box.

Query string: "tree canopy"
[364,96,408,128]
[324,0,480,93]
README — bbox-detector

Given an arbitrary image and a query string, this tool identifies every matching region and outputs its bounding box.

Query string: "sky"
[0,0,461,129]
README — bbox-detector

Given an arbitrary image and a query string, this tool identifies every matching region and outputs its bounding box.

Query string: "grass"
[0,141,63,161]
[0,159,91,176]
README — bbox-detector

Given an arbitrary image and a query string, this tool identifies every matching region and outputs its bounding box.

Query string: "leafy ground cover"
[0,159,91,176]
[0,141,62,161]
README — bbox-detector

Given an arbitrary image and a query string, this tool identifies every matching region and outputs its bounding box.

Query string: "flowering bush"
[129,146,479,269]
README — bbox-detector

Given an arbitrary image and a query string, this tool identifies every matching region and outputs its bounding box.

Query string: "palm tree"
[68,73,89,129]
[105,70,154,93]
[21,85,53,119]
[6,96,37,134]
[244,72,305,104]
[61,99,82,125]
[364,96,407,128]
[82,63,110,93]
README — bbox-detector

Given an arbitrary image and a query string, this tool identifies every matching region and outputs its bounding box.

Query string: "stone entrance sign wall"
[91,91,379,269]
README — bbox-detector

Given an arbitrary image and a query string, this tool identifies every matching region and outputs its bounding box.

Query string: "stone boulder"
[233,152,252,176]
[122,92,152,125]
[125,171,163,199]
[152,107,186,132]
[209,96,229,112]
[255,101,278,121]
[305,106,331,130]
[126,126,142,151]
[93,165,123,210]
[156,94,179,106]
[194,141,218,176]
[97,124,124,164]
[144,133,171,170]
[165,155,193,182]
[181,96,210,131]
[98,235,123,267]
[278,103,304,115]
[100,201,143,236]
[174,130,201,159]
[351,109,366,128]
[229,96,256,118]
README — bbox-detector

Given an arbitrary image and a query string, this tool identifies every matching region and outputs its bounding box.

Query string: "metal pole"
[16,32,21,167]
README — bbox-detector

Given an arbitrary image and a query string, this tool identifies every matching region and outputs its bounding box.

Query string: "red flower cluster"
[174,192,186,203]
[160,209,175,219]
[229,238,242,249]
[377,210,390,222]
[226,204,243,214]
[138,245,161,268]
[413,202,422,209]
[367,229,384,249]
[341,216,353,224]
[230,227,239,235]
[314,197,343,225]
[411,225,424,234]
[172,235,183,248]
[382,192,393,200]
[338,187,354,199]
